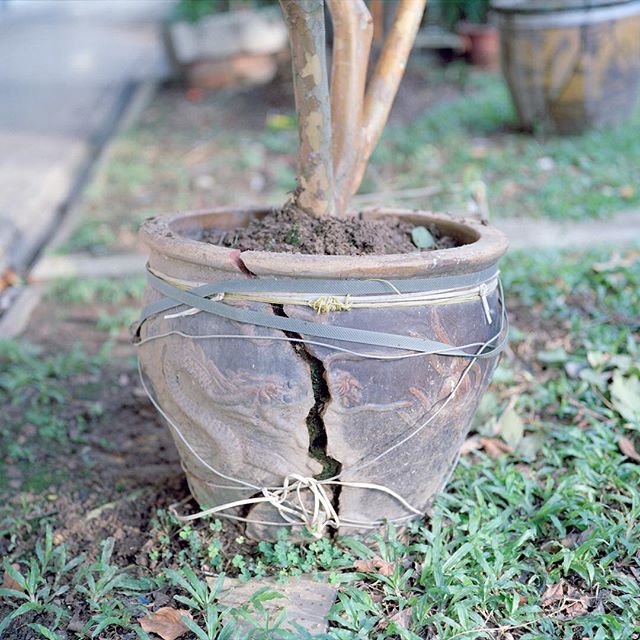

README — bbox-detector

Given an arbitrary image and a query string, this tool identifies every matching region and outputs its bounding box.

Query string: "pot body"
[492,0,640,134]
[136,208,508,539]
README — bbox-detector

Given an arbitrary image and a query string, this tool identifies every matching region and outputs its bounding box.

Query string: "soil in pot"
[200,206,460,255]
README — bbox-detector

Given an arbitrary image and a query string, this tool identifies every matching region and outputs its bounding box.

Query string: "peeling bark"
[280,0,335,217]
[326,0,373,216]
[349,0,427,197]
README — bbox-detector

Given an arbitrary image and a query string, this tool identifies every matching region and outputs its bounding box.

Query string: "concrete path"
[0,0,173,273]
[496,208,640,251]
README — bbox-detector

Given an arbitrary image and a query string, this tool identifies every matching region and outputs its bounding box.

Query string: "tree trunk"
[327,0,373,216]
[349,0,427,198]
[280,0,335,217]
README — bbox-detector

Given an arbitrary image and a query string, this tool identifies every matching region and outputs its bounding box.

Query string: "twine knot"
[262,474,340,538]
[310,295,352,314]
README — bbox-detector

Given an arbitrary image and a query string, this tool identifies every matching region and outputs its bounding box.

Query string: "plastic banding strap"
[138,266,507,357]
[138,265,501,323]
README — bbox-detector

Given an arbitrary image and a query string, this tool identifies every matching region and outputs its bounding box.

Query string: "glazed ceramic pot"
[492,0,640,134]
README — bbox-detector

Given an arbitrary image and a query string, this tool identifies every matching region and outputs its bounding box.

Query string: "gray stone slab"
[0,285,43,339]
[0,131,92,273]
[216,574,337,637]
[30,252,146,282]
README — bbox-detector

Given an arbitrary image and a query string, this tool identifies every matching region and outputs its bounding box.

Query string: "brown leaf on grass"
[389,606,413,628]
[479,437,513,459]
[138,607,193,640]
[354,556,394,576]
[460,436,481,455]
[563,587,591,619]
[541,579,565,606]
[592,251,639,272]
[560,526,594,549]
[497,404,524,449]
[619,184,635,199]
[619,436,640,463]
[2,564,24,593]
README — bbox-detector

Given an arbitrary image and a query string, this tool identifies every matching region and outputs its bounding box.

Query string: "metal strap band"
[137,269,508,357]
[138,264,499,325]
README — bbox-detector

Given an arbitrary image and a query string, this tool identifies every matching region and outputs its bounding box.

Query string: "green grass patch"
[0,341,109,483]
[370,74,640,220]
[2,247,639,637]
[46,276,145,305]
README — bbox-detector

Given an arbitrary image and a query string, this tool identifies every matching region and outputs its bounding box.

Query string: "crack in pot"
[268,303,342,522]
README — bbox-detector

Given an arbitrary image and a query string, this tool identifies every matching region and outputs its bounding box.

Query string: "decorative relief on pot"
[138,302,323,512]
[333,370,363,408]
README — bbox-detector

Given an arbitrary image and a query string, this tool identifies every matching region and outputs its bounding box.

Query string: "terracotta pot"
[135,208,508,539]
[458,22,500,70]
[492,0,640,134]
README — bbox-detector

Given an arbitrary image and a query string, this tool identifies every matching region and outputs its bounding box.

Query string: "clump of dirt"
[202,206,460,255]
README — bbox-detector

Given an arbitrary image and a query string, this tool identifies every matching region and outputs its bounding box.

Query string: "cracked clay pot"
[135,207,508,539]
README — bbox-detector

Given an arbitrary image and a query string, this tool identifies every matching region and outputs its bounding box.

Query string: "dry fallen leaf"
[138,607,193,640]
[389,606,413,629]
[611,373,640,424]
[560,526,594,549]
[541,580,565,607]
[460,436,482,455]
[354,556,394,576]
[2,564,24,593]
[497,404,525,449]
[563,588,591,619]
[619,436,640,463]
[479,437,513,459]
[619,184,635,199]
[592,251,639,273]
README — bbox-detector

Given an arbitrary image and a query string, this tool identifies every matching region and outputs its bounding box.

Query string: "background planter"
[492,0,640,134]
[458,21,500,69]
[164,7,288,90]
[136,208,508,539]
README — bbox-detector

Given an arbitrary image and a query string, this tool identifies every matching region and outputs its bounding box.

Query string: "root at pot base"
[202,206,460,255]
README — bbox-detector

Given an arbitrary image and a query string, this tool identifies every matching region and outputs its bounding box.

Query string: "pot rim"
[490,0,640,27]
[139,206,508,279]
[457,21,498,34]
[490,0,638,13]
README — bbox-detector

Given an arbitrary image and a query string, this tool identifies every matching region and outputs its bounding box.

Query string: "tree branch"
[349,0,427,198]
[326,0,373,216]
[280,0,335,217]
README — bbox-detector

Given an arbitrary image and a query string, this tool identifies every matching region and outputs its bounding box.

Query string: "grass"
[55,64,640,257]
[0,276,146,492]
[46,276,146,337]
[1,245,639,638]
[0,341,108,475]
[370,74,640,220]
